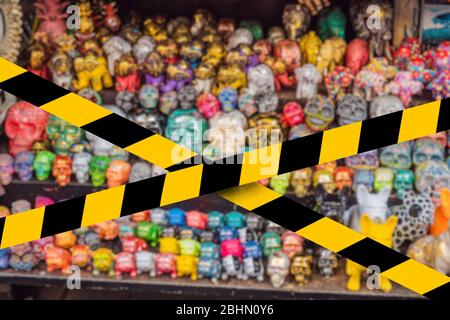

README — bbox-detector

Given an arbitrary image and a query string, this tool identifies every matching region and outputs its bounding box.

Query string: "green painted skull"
[89,156,111,187]
[33,151,56,181]
[270,173,292,195]
[393,169,414,199]
[46,115,83,155]
[374,167,394,193]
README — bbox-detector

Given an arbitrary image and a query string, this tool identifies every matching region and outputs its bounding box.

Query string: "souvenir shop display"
[0,0,448,300]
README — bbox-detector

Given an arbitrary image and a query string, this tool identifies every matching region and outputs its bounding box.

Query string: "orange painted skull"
[106,160,131,188]
[52,155,73,186]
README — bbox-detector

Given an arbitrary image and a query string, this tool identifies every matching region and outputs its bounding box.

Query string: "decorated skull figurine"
[178,85,197,110]
[33,151,56,181]
[52,155,73,187]
[380,143,412,170]
[5,101,49,156]
[394,169,414,200]
[345,150,379,170]
[256,90,279,114]
[196,93,220,119]
[295,64,322,100]
[291,168,313,197]
[353,170,374,192]
[159,91,178,115]
[14,151,35,181]
[89,156,112,187]
[133,35,156,64]
[415,160,450,206]
[413,140,445,167]
[106,160,131,188]
[0,154,14,185]
[218,87,239,112]
[129,162,152,183]
[267,251,290,288]
[304,95,335,132]
[374,167,394,193]
[336,94,368,126]
[247,64,275,97]
[116,91,138,113]
[138,85,160,111]
[369,95,404,118]
[72,152,93,183]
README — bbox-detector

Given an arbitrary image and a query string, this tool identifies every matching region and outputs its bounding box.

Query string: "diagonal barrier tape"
[0,57,449,299]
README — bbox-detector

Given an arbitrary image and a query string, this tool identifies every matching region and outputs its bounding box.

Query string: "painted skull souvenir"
[159,91,178,115]
[334,167,353,190]
[370,95,404,118]
[253,39,272,63]
[394,169,414,200]
[133,36,156,64]
[218,87,239,112]
[247,64,275,97]
[345,150,379,170]
[268,26,286,44]
[227,28,253,50]
[10,242,38,272]
[380,143,412,170]
[52,155,72,187]
[138,85,159,111]
[281,231,304,258]
[132,110,164,135]
[317,248,338,277]
[196,93,220,119]
[313,170,336,194]
[92,248,115,276]
[33,151,56,181]
[178,85,197,110]
[295,64,322,100]
[261,232,282,257]
[11,199,32,214]
[72,152,93,184]
[267,251,290,288]
[106,160,131,188]
[346,38,369,74]
[282,3,311,40]
[270,173,292,195]
[422,132,448,149]
[115,91,138,113]
[413,140,445,167]
[89,156,111,187]
[281,102,304,127]
[14,151,35,181]
[168,208,186,228]
[248,113,283,149]
[5,101,49,156]
[225,211,246,230]
[131,210,150,223]
[208,211,225,230]
[304,95,335,132]
[374,168,394,193]
[353,170,374,192]
[0,154,14,185]
[317,6,346,40]
[180,40,205,68]
[46,116,83,155]
[151,208,168,226]
[238,90,257,118]
[186,211,208,230]
[291,168,313,197]
[54,231,77,249]
[299,31,322,65]
[336,94,367,126]
[129,162,152,183]
[274,39,302,73]
[385,71,423,107]
[102,35,132,76]
[256,90,279,114]
[290,253,313,285]
[415,160,450,206]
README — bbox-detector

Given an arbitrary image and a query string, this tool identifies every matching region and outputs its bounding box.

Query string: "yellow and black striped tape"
[0,57,449,299]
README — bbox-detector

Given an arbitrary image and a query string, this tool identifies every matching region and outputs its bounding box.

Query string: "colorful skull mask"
[270,173,292,195]
[196,93,220,119]
[413,140,445,167]
[394,169,414,200]
[238,90,257,118]
[281,102,304,128]
[165,109,207,154]
[138,85,159,111]
[46,116,83,155]
[0,153,14,185]
[313,170,336,194]
[218,87,239,112]
[374,167,394,193]
[369,95,404,118]
[415,160,450,206]
[106,160,131,188]
[72,152,93,183]
[129,162,152,183]
[14,151,35,181]
[345,150,379,170]
[304,95,335,132]
[334,167,353,190]
[52,155,73,187]
[178,85,197,110]
[353,170,374,192]
[33,151,56,181]
[89,156,112,187]
[5,101,49,156]
[380,143,412,170]
[159,91,178,115]
[336,94,367,126]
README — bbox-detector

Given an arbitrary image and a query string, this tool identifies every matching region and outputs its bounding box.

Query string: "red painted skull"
[5,101,49,156]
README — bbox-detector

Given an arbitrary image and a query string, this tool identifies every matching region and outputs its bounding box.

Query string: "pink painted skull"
[5,101,49,156]
[0,153,14,185]
[196,93,220,118]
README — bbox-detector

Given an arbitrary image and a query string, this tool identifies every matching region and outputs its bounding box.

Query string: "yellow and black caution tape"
[0,57,449,299]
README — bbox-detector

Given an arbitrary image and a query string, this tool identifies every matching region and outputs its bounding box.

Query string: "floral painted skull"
[394,169,414,199]
[336,94,367,126]
[334,166,353,190]
[138,85,159,110]
[129,162,152,183]
[369,95,404,118]
[5,101,49,156]
[415,160,450,206]
[0,153,14,185]
[345,150,379,170]
[353,170,374,192]
[14,151,35,181]
[218,87,239,112]
[106,160,131,188]
[178,85,197,110]
[196,93,220,119]
[374,167,394,193]
[281,102,304,128]
[304,95,335,132]
[46,116,83,155]
[33,151,56,181]
[379,143,412,170]
[89,156,112,187]
[413,140,445,167]
[52,155,73,187]
[238,90,257,118]
[270,173,292,195]
[256,90,279,113]
[72,152,93,183]
[159,91,178,115]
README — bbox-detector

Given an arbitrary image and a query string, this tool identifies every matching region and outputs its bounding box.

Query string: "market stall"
[0,0,448,300]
